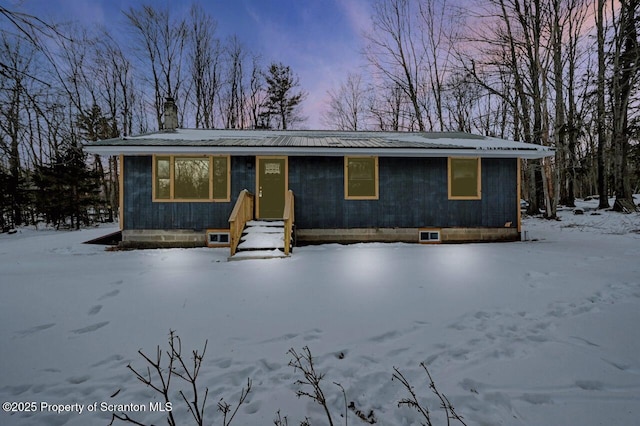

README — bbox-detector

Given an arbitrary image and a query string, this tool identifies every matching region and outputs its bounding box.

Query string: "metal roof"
[84,129,554,159]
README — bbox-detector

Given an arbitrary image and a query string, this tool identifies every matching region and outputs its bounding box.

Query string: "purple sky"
[8,0,374,129]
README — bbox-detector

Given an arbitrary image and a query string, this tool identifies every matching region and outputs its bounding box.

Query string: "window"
[419,228,441,244]
[206,229,231,247]
[175,157,210,199]
[448,157,481,200]
[212,156,229,200]
[155,156,171,200]
[153,155,230,202]
[345,156,379,200]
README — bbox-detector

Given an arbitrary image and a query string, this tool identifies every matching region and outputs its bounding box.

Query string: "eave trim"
[85,145,554,159]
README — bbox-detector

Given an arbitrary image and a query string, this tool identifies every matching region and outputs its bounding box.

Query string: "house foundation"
[121,229,206,248]
[120,227,520,249]
[290,227,519,245]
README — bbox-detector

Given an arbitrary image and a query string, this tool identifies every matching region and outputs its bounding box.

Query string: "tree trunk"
[611,0,639,211]
[597,0,611,208]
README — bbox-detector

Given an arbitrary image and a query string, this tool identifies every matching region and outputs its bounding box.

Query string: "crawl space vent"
[419,229,441,244]
[207,230,230,247]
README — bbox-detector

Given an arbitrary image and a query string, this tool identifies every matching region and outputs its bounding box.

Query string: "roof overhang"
[84,129,555,159]
[84,144,552,159]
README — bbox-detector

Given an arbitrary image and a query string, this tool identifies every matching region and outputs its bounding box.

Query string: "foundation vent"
[207,229,231,247]
[419,229,441,244]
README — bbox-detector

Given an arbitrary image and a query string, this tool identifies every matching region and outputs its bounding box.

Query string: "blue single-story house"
[85,122,553,256]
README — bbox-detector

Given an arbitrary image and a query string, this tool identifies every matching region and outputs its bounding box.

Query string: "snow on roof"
[85,129,554,159]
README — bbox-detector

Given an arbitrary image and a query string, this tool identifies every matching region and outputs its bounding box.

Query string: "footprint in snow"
[15,323,56,337]
[575,380,604,391]
[369,330,400,343]
[87,305,102,316]
[260,333,298,344]
[90,354,124,368]
[67,375,90,384]
[569,335,600,347]
[303,328,323,341]
[214,358,233,369]
[243,400,262,415]
[520,393,553,405]
[98,289,120,300]
[71,321,109,334]
[259,358,281,372]
[385,347,410,358]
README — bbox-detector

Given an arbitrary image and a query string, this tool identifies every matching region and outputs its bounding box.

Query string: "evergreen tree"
[77,104,115,142]
[0,163,30,230]
[33,146,101,230]
[260,62,306,129]
[77,104,119,222]
[0,167,11,231]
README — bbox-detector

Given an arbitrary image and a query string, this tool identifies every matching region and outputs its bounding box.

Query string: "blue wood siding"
[123,155,517,230]
[123,156,253,230]
[288,157,517,228]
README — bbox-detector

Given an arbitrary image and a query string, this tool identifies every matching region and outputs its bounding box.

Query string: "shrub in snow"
[393,362,468,426]
[113,335,465,426]
[109,330,251,426]
[284,346,465,426]
[286,346,347,426]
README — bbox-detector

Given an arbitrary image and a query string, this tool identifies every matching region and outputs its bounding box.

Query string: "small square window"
[419,229,441,244]
[207,230,231,247]
[209,233,229,243]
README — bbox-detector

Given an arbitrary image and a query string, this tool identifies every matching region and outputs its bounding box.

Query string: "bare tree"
[92,37,133,137]
[610,0,640,212]
[82,35,132,222]
[459,0,562,217]
[365,0,426,131]
[187,3,221,129]
[417,0,457,131]
[221,35,247,129]
[596,0,611,208]
[0,5,70,81]
[125,4,187,130]
[442,70,481,132]
[556,0,590,207]
[0,34,36,226]
[246,54,265,129]
[322,72,370,130]
[369,80,416,131]
[364,0,457,132]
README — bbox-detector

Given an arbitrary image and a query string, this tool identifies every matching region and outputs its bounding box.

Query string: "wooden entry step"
[229,220,291,260]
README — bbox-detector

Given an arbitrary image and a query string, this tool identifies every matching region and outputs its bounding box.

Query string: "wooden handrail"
[228,189,254,256]
[283,190,295,255]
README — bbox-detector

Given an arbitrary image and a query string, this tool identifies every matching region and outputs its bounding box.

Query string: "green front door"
[257,157,287,219]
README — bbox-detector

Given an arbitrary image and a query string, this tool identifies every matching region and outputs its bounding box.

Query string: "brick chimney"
[163,96,178,131]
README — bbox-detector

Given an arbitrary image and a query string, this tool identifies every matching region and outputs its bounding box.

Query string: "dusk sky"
[6,0,376,129]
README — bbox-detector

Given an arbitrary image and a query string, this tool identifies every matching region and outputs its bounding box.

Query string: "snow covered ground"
[1,198,639,425]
